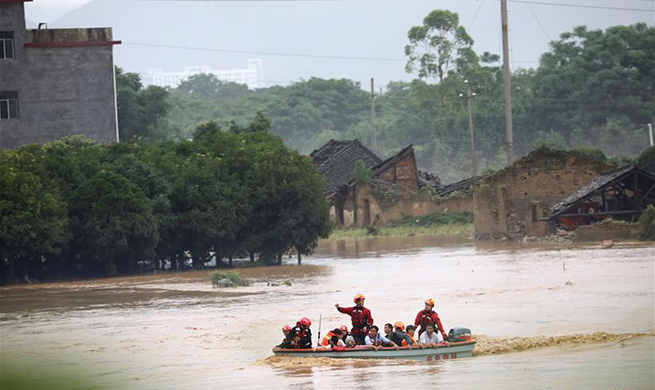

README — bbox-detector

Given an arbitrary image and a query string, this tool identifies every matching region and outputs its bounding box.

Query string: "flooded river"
[1,237,654,389]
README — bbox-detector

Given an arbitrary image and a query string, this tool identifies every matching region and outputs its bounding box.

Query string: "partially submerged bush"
[637,205,655,241]
[386,211,474,228]
[211,271,248,287]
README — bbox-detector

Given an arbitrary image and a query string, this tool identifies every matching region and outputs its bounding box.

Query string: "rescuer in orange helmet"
[276,324,293,348]
[335,294,373,345]
[288,317,313,349]
[414,298,447,340]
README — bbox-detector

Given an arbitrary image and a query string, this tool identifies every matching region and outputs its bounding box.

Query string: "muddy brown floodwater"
[1,236,654,390]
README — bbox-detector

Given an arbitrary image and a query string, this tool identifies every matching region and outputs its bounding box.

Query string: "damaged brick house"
[310,139,475,227]
[473,148,615,239]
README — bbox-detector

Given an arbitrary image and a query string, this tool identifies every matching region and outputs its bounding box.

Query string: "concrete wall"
[374,195,472,224]
[474,150,613,239]
[0,4,118,149]
[573,222,638,242]
[0,3,28,90]
[336,183,473,228]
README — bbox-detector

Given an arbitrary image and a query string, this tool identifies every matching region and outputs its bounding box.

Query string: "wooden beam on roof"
[615,183,641,211]
[639,182,655,206]
[633,172,639,205]
[555,210,640,218]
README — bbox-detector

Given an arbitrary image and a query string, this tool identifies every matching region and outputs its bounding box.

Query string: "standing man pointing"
[335,294,373,345]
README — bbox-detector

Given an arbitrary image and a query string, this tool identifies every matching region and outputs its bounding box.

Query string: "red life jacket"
[418,310,435,327]
[290,323,310,348]
[351,306,369,329]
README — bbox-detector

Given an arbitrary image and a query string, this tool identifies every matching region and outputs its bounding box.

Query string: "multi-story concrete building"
[0,0,121,149]
[142,59,264,90]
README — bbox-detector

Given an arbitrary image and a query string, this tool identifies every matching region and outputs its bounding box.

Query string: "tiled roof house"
[310,139,382,199]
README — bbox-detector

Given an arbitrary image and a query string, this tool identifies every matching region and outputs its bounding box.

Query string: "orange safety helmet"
[340,325,349,332]
[353,294,366,303]
[300,317,312,327]
[282,324,292,332]
[394,321,405,331]
[425,298,435,307]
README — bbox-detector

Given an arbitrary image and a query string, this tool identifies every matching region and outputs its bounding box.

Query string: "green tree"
[405,9,474,81]
[636,146,655,173]
[637,205,655,241]
[532,23,655,156]
[0,146,68,283]
[68,170,158,276]
[353,160,374,184]
[115,67,173,141]
[177,73,250,101]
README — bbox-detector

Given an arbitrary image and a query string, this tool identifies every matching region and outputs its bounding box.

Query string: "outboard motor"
[448,327,472,341]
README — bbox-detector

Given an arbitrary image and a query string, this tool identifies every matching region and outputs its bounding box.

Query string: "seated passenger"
[321,328,346,347]
[383,323,394,340]
[320,328,338,346]
[340,325,356,347]
[276,324,293,348]
[391,322,414,346]
[405,325,418,344]
[418,324,443,347]
[288,317,313,349]
[364,325,398,348]
[327,328,346,348]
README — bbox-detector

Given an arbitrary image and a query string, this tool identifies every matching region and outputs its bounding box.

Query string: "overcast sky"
[23,0,655,88]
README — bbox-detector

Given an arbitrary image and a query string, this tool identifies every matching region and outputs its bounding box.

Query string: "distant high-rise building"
[143,59,263,90]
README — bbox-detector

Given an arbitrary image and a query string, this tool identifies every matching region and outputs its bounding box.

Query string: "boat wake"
[256,356,365,368]
[473,331,655,356]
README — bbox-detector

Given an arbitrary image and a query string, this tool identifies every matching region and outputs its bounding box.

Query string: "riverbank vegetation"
[118,22,654,183]
[0,118,331,285]
[328,211,474,240]
[637,205,655,241]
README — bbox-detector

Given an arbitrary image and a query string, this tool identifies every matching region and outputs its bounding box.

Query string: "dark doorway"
[363,199,371,226]
[336,203,345,225]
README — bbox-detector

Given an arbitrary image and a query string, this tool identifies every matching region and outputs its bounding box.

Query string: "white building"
[143,59,263,89]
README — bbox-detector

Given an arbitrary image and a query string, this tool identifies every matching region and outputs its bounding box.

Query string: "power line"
[468,0,486,31]
[123,42,407,62]
[111,0,655,11]
[123,41,542,64]
[500,0,653,12]
[522,0,552,41]
[134,71,296,85]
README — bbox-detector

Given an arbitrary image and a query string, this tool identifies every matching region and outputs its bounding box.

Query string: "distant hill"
[49,0,651,88]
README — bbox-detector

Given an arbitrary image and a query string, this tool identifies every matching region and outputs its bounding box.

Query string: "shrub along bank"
[328,211,474,240]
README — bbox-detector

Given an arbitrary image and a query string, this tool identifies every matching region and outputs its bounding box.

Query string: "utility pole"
[649,123,654,147]
[460,80,478,176]
[501,0,514,165]
[370,77,378,151]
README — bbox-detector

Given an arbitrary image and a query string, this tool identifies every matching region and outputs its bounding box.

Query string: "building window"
[0,31,15,59]
[0,91,19,119]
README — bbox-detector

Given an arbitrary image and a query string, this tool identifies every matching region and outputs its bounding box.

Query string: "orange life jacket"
[320,331,336,346]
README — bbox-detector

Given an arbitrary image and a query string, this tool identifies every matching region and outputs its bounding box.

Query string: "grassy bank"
[328,212,474,240]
